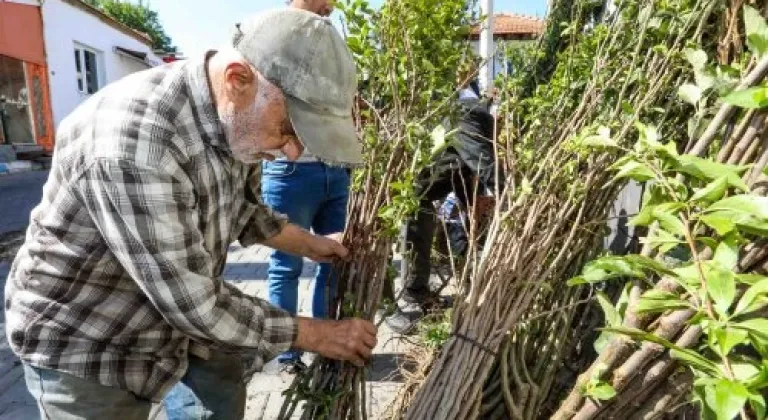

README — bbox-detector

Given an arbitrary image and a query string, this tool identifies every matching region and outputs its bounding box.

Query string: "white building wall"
[42,0,161,127]
[470,39,511,80]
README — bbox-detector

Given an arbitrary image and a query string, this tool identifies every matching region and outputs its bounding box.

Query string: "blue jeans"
[262,160,350,363]
[162,353,246,420]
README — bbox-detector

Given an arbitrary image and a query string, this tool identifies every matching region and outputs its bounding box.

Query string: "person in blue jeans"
[258,0,348,375]
[262,158,351,373]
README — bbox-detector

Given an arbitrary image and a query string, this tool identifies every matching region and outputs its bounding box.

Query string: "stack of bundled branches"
[553,49,768,420]
[278,0,475,418]
[400,0,743,418]
[470,1,768,419]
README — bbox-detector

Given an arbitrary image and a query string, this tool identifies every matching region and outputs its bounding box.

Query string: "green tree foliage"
[83,0,176,53]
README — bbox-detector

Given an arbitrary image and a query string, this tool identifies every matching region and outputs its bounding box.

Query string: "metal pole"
[478,0,494,92]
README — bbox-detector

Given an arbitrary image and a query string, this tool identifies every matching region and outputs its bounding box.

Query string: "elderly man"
[290,0,332,16]
[4,9,375,419]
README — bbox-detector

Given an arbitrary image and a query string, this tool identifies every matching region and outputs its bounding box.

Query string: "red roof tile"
[470,13,546,37]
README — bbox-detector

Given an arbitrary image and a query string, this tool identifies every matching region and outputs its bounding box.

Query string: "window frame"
[73,44,103,95]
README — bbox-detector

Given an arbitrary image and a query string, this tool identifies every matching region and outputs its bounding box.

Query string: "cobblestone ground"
[0,243,407,419]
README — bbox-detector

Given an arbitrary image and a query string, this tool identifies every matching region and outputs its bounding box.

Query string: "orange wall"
[0,1,46,65]
[25,62,54,151]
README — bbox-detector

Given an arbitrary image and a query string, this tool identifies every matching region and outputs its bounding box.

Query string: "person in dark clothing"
[385,77,501,334]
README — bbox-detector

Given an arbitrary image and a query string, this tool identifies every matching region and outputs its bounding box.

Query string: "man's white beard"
[220,73,287,164]
[220,105,264,164]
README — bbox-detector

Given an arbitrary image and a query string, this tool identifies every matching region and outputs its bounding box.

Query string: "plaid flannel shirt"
[4,53,298,401]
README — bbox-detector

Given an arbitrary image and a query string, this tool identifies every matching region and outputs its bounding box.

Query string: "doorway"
[0,54,35,145]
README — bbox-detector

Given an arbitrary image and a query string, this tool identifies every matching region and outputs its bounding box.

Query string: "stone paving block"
[0,403,39,420]
[0,376,36,409]
[0,367,24,398]
[262,392,286,419]
[368,382,401,418]
[0,355,21,381]
[244,392,269,419]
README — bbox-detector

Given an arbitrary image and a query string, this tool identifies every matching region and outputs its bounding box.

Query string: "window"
[74,45,101,94]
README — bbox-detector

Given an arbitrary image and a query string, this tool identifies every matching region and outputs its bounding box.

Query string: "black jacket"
[448,83,500,192]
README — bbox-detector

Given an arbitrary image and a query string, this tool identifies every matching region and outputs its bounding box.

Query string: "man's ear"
[224,62,258,106]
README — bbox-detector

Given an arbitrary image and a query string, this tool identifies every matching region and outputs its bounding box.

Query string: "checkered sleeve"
[77,158,298,355]
[238,167,288,247]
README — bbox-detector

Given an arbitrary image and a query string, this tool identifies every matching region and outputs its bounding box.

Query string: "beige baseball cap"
[233,9,362,166]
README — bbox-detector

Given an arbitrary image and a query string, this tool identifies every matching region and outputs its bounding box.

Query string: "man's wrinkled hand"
[305,233,349,263]
[294,318,377,367]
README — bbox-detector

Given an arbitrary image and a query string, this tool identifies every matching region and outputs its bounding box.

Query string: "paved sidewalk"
[0,244,406,419]
[0,170,48,236]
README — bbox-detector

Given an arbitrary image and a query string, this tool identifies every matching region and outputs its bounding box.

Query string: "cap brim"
[285,96,363,166]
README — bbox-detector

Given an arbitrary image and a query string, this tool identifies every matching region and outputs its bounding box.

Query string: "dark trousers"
[402,150,476,303]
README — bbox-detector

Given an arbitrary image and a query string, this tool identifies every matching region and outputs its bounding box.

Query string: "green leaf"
[696,69,717,93]
[635,121,661,148]
[603,327,720,375]
[635,289,691,314]
[705,195,768,236]
[704,379,749,420]
[670,349,721,376]
[577,257,637,284]
[744,5,768,57]
[666,264,700,296]
[652,206,686,236]
[713,326,748,357]
[691,176,730,203]
[581,138,617,149]
[734,319,768,340]
[700,214,737,236]
[731,361,761,383]
[620,101,634,115]
[586,383,616,401]
[346,35,364,54]
[596,291,621,327]
[722,86,768,109]
[582,133,618,148]
[708,195,768,218]
[684,48,708,70]
[613,160,657,182]
[567,276,587,286]
[713,235,740,270]
[593,330,613,354]
[673,155,749,190]
[749,393,766,420]
[630,204,656,227]
[753,335,768,359]
[679,83,702,106]
[593,284,631,353]
[632,200,686,229]
[640,228,683,253]
[617,282,632,315]
[430,125,447,155]
[737,273,768,285]
[520,177,533,196]
[735,279,768,315]
[624,254,678,277]
[703,262,737,317]
[673,264,701,284]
